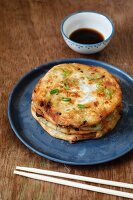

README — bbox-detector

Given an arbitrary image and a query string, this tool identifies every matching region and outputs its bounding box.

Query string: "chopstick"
[14,167,133,199]
[16,166,133,189]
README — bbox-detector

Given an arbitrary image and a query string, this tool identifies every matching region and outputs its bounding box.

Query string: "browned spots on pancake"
[69,92,80,98]
[91,67,98,72]
[56,112,62,115]
[83,120,87,125]
[46,101,51,109]
[35,109,43,117]
[94,101,99,107]
[98,93,105,97]
[36,112,43,117]
[105,81,113,87]
[39,101,45,107]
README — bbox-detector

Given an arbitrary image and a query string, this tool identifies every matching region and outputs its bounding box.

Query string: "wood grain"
[0,0,133,199]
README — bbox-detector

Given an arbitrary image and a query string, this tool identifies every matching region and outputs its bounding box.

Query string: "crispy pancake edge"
[32,63,122,128]
[31,106,121,143]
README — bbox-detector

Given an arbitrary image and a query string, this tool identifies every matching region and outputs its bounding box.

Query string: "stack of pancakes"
[31,63,122,143]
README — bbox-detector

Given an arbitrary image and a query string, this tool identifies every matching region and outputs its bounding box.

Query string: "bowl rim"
[60,11,115,47]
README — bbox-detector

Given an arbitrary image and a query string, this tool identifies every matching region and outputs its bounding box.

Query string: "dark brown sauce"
[69,28,104,44]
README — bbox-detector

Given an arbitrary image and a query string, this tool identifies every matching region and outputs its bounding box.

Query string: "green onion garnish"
[95,73,102,79]
[64,83,70,90]
[62,69,71,78]
[50,89,59,94]
[87,73,101,81]
[77,104,85,108]
[96,82,103,90]
[87,76,95,81]
[104,88,113,98]
[91,124,97,128]
[62,97,71,102]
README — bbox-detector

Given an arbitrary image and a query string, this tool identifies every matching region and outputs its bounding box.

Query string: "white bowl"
[61,11,114,54]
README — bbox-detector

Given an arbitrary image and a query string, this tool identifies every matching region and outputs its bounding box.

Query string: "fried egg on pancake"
[31,106,121,143]
[32,63,122,128]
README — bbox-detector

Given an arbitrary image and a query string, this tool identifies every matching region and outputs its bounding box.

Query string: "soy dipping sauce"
[69,28,104,44]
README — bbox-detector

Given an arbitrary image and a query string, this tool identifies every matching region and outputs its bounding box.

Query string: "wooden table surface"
[0,0,133,199]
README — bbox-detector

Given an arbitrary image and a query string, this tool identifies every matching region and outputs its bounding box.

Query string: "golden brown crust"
[31,106,121,143]
[32,63,122,128]
[31,102,121,135]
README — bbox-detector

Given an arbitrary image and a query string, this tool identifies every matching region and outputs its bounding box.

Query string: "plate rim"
[8,58,133,165]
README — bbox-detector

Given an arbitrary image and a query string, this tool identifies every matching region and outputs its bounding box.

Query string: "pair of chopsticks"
[14,166,133,199]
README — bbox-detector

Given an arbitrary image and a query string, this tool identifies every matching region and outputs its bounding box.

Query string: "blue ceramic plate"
[8,58,133,165]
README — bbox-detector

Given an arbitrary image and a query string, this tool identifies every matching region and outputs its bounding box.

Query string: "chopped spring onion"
[77,104,85,108]
[104,88,113,98]
[65,109,71,112]
[87,73,101,80]
[62,69,71,78]
[64,83,70,90]
[96,81,103,90]
[96,81,113,98]
[50,89,59,94]
[62,97,71,102]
